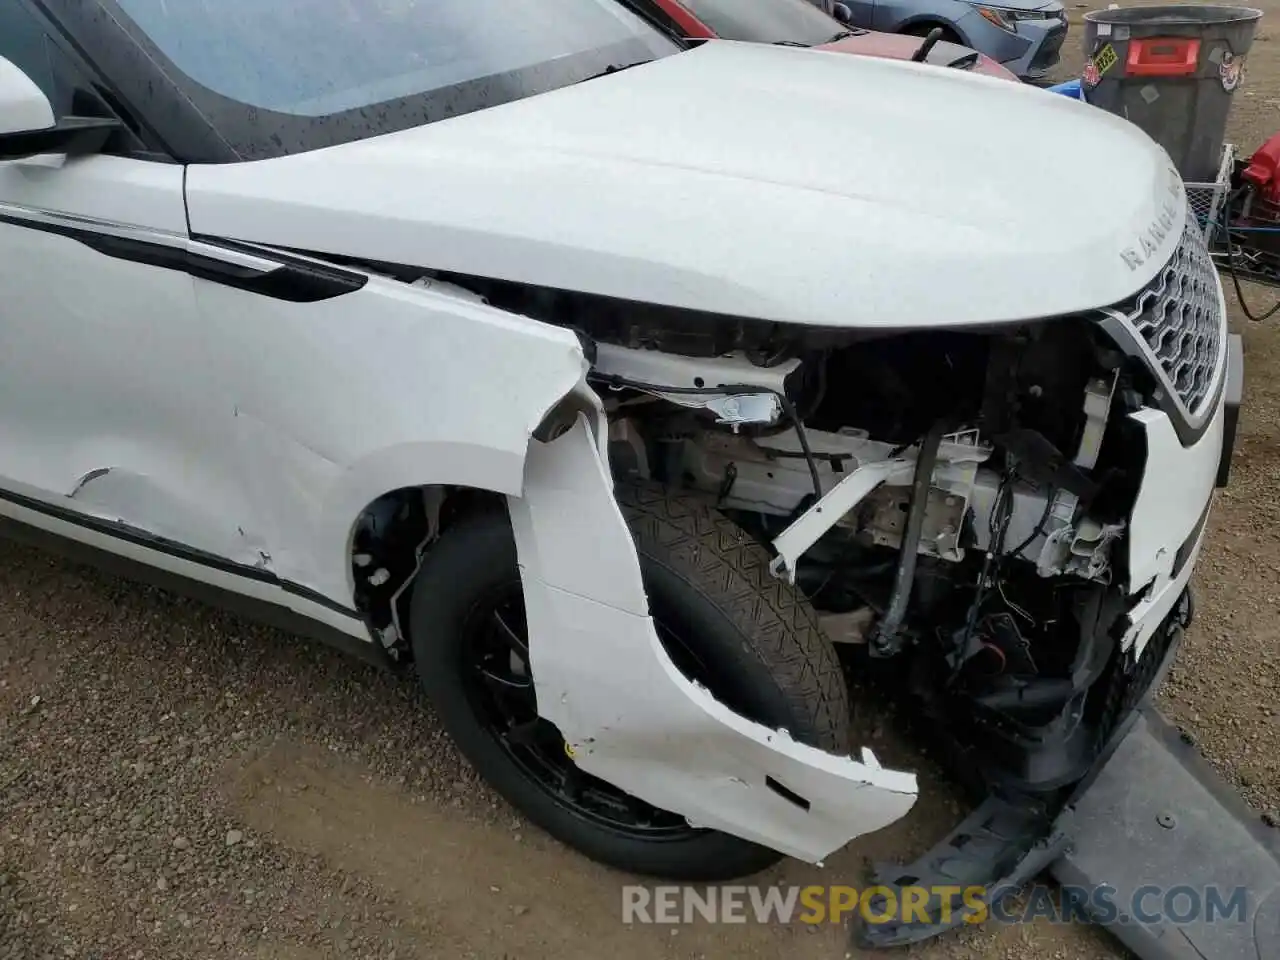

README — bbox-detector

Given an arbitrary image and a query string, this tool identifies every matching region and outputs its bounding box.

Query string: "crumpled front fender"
[507,405,917,862]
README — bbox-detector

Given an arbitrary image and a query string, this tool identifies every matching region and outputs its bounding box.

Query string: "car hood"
[187,40,1184,330]
[821,32,1017,81]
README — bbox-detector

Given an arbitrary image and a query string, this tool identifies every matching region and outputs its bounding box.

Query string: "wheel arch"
[897,16,968,45]
[346,480,510,660]
[331,384,607,652]
[356,421,919,863]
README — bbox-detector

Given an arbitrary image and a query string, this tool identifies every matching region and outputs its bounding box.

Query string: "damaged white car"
[0,0,1241,922]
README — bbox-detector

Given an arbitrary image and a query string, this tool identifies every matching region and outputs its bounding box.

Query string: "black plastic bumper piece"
[1218,333,1244,488]
[856,707,1280,956]
[1050,707,1280,960]
[855,793,1070,947]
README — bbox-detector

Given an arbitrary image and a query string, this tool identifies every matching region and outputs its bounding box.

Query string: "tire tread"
[617,483,850,753]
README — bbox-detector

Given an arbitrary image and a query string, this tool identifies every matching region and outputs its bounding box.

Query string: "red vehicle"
[633,0,1018,81]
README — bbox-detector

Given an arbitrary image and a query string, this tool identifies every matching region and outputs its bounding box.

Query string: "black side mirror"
[0,55,120,161]
[0,116,122,162]
[832,2,854,22]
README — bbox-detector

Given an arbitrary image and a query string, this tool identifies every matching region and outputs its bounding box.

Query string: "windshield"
[678,0,845,45]
[105,0,679,156]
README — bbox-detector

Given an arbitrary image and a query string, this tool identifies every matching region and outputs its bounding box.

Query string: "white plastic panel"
[1126,405,1223,596]
[509,415,917,862]
[189,271,589,606]
[1124,403,1223,655]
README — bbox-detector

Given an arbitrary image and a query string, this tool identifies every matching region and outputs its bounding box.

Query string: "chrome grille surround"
[1097,205,1228,433]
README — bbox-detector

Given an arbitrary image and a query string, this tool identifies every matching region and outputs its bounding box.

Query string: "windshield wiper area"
[772,40,813,47]
[825,30,863,42]
[578,60,655,83]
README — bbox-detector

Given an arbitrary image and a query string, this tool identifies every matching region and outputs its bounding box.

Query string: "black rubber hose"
[1225,227,1280,321]
[1218,185,1280,322]
[911,27,944,62]
[872,421,946,655]
[777,392,823,502]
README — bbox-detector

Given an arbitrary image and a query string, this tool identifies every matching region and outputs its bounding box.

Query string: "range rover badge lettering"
[1120,171,1184,271]
[1121,248,1146,270]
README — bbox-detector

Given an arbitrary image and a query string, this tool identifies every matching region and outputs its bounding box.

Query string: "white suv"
[0,0,1238,907]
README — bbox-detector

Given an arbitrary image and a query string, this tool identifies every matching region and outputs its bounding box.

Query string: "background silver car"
[814,0,1068,81]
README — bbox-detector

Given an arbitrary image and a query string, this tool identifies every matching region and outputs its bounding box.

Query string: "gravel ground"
[4,11,1280,960]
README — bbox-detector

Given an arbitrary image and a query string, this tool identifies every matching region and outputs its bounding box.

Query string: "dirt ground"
[4,12,1280,960]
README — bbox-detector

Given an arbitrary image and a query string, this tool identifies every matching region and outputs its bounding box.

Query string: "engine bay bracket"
[768,458,913,583]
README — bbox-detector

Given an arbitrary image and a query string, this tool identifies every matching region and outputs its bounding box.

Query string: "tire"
[409,483,850,881]
[904,23,962,44]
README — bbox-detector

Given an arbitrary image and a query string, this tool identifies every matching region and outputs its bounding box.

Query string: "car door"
[0,1,265,569]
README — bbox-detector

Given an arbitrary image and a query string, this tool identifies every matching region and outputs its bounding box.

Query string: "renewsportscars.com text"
[622,883,1250,927]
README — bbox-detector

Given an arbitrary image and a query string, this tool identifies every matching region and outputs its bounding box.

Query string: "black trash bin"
[1081,5,1262,182]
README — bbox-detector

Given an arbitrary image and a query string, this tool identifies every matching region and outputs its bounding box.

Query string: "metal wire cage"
[1184,143,1236,253]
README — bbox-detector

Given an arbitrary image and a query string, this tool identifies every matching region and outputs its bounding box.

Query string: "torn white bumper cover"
[506,408,917,863]
[1122,400,1225,658]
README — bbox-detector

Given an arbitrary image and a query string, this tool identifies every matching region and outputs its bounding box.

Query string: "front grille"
[1114,208,1225,418]
[1030,25,1067,71]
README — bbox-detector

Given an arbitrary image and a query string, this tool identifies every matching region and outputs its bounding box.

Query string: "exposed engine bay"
[336,215,1233,943]
[341,206,1227,894]
[583,316,1173,796]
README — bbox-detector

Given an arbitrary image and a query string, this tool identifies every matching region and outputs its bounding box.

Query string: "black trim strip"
[0,484,361,622]
[0,115,122,162]
[189,234,371,302]
[0,207,367,303]
[282,580,359,619]
[0,510,390,669]
[1172,496,1213,581]
[1217,333,1243,488]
